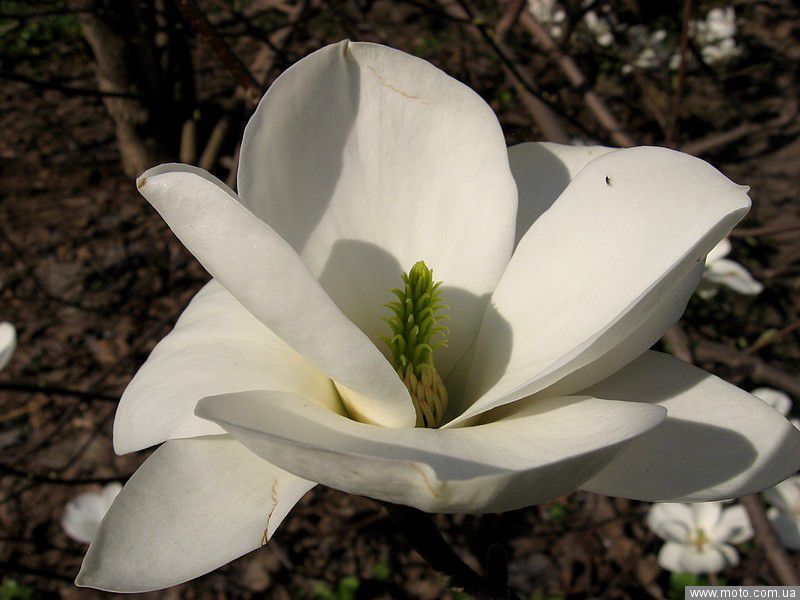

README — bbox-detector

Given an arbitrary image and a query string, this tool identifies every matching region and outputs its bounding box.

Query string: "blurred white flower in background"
[692,7,741,66]
[625,26,672,72]
[752,387,799,430]
[528,0,566,38]
[62,483,123,544]
[647,502,753,573]
[752,387,792,416]
[0,322,16,370]
[698,238,763,299]
[582,10,613,47]
[763,477,800,550]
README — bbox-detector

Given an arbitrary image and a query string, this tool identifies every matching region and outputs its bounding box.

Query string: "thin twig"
[0,382,117,403]
[740,495,800,585]
[681,100,797,157]
[436,0,570,143]
[0,381,119,402]
[730,222,800,239]
[198,116,230,171]
[493,0,569,143]
[745,318,800,355]
[693,340,800,398]
[0,464,129,486]
[515,4,635,147]
[666,0,694,147]
[174,0,261,98]
[0,70,145,99]
[663,324,694,363]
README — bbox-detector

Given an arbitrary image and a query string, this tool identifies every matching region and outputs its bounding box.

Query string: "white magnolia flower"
[698,238,763,298]
[583,10,613,47]
[62,483,122,544]
[648,502,753,573]
[764,477,800,550]
[0,322,16,370]
[752,387,792,416]
[625,27,672,72]
[693,7,740,65]
[76,41,800,592]
[528,0,566,38]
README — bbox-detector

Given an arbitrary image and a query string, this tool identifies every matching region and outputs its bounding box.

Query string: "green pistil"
[382,261,449,428]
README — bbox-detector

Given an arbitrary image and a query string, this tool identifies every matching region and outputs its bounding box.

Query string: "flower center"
[382,261,449,428]
[691,527,709,552]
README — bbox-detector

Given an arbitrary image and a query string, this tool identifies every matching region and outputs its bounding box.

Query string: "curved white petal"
[763,477,800,514]
[767,508,800,551]
[656,542,689,573]
[76,436,313,593]
[451,147,750,426]
[752,387,792,416]
[238,41,518,376]
[195,390,665,513]
[523,261,703,403]
[445,261,701,419]
[707,238,731,263]
[136,164,414,428]
[705,258,763,295]
[712,505,753,545]
[62,483,122,544]
[114,280,342,454]
[647,503,693,543]
[658,542,737,574]
[691,502,723,531]
[508,142,614,245]
[0,321,16,370]
[581,351,800,501]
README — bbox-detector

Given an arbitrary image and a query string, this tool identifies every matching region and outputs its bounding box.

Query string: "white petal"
[767,507,800,551]
[508,142,614,245]
[238,41,518,376]
[136,164,414,428]
[76,437,313,593]
[706,238,731,263]
[196,390,665,513]
[704,258,763,295]
[763,477,800,513]
[656,542,691,573]
[62,483,122,545]
[451,147,750,426]
[114,280,342,454]
[647,503,693,543]
[658,542,737,574]
[0,321,16,370]
[691,502,723,531]
[712,505,753,544]
[582,351,800,501]
[751,387,792,416]
[522,261,703,402]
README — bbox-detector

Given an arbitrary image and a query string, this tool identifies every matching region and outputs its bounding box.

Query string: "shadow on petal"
[240,41,361,252]
[604,417,757,499]
[509,143,572,245]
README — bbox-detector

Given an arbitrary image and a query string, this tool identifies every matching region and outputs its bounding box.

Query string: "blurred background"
[1,0,799,598]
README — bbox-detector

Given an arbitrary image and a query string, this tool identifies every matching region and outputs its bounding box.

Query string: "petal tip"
[74,564,92,590]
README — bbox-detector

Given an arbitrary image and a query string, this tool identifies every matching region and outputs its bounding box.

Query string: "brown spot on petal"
[261,480,279,546]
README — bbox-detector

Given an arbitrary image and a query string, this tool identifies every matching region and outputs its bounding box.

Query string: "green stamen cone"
[382,261,449,428]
